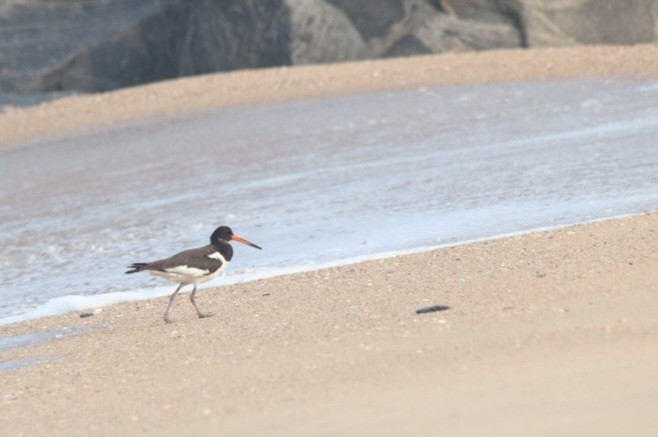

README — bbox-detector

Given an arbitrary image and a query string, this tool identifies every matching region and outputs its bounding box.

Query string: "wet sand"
[2,44,658,147]
[1,46,658,435]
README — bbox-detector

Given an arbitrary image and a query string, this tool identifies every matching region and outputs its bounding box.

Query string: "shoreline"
[0,210,650,328]
[1,211,657,435]
[2,44,658,147]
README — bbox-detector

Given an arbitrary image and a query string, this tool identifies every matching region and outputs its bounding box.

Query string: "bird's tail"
[125,262,148,274]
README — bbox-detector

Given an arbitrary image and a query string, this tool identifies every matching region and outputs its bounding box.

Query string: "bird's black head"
[210,225,262,250]
[210,226,234,244]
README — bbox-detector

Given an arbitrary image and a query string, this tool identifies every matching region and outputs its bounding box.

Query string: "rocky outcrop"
[288,0,369,64]
[521,0,658,46]
[0,0,178,92]
[438,0,658,47]
[29,0,292,93]
[1,0,657,99]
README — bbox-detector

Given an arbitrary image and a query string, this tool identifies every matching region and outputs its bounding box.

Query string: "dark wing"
[128,245,224,276]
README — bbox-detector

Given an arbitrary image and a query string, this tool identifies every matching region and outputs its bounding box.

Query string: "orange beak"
[231,234,262,250]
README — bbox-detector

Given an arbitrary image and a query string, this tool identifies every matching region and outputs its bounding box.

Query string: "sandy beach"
[2,44,658,147]
[1,46,658,436]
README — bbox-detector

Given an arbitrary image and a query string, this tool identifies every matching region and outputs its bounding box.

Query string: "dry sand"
[1,46,658,436]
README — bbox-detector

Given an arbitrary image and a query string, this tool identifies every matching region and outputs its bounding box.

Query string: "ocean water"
[1,79,657,324]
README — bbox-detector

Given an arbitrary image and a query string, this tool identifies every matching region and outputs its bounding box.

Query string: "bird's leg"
[190,284,213,319]
[163,284,184,323]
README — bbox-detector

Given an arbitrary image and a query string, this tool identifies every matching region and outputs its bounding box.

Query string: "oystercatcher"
[125,226,262,323]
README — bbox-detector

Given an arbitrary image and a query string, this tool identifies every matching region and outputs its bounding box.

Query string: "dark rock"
[383,34,431,58]
[326,1,522,58]
[1,0,658,101]
[411,9,522,53]
[438,0,522,25]
[0,0,180,92]
[520,0,658,46]
[29,0,292,93]
[327,0,406,40]
[288,0,369,64]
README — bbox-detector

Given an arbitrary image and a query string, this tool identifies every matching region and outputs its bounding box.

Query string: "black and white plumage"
[126,226,262,323]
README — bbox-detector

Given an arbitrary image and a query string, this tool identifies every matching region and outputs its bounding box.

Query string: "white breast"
[207,251,227,262]
[199,261,228,284]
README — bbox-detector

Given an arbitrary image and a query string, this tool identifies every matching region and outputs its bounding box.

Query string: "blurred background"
[2,0,657,106]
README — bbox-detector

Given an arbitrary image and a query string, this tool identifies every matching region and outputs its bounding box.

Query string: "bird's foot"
[164,315,173,324]
[198,312,214,319]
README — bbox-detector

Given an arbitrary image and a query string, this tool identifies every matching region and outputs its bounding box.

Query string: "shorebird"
[125,226,262,323]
